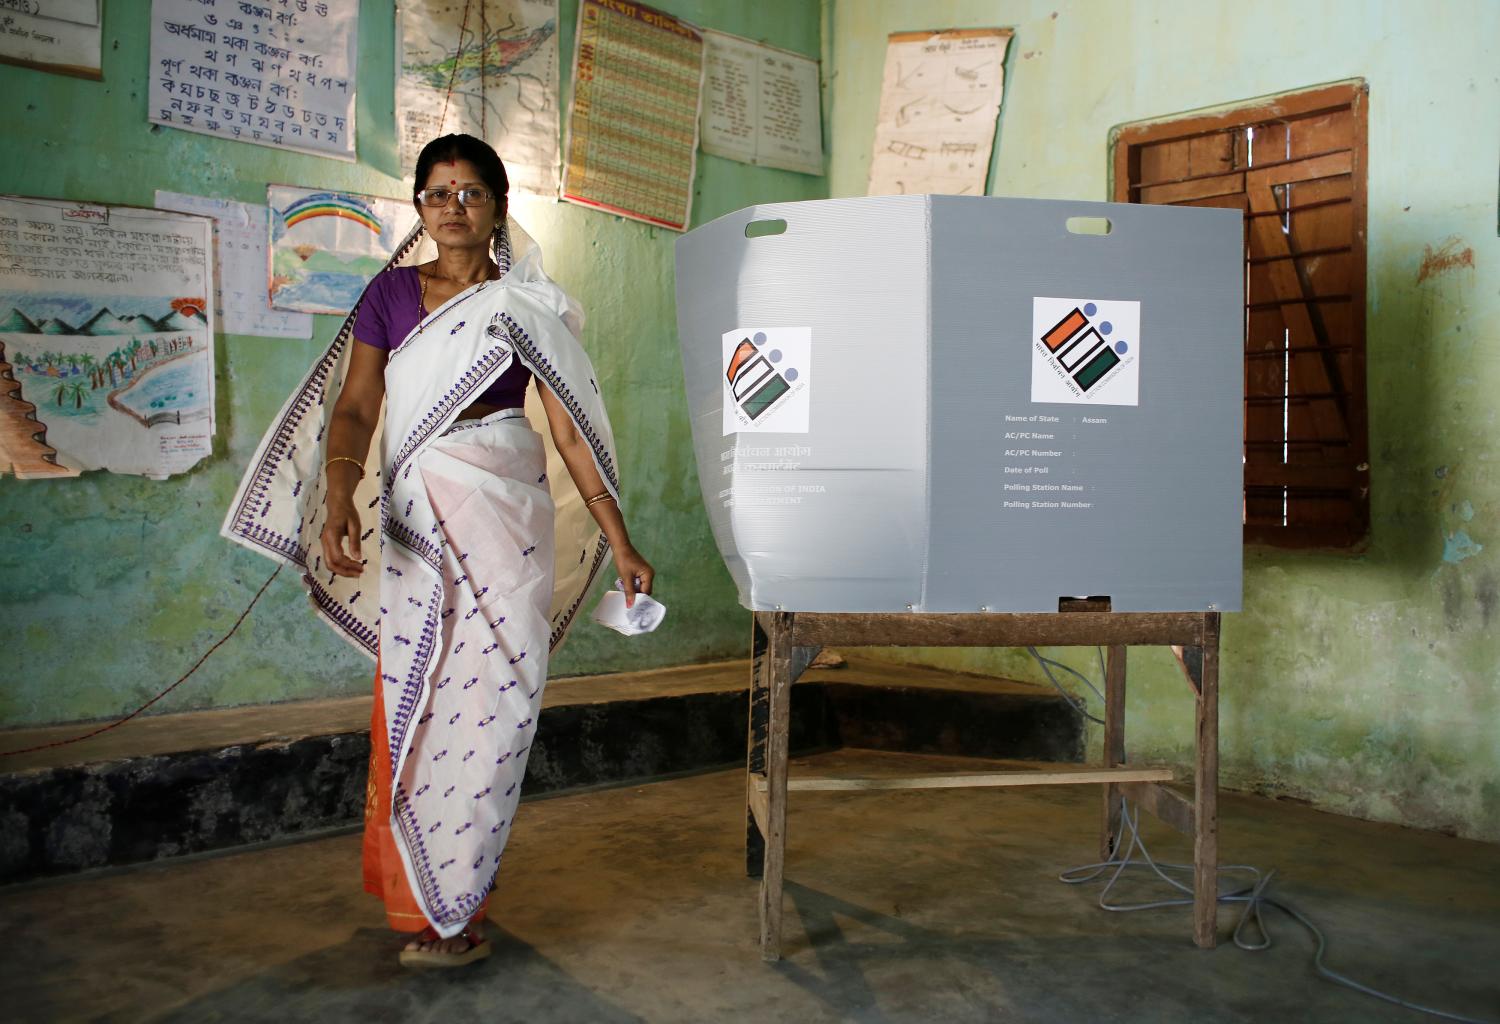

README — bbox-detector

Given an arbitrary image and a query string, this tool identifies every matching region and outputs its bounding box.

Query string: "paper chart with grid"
[561,0,705,231]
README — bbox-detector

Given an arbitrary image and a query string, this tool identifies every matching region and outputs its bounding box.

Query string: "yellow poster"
[561,0,704,231]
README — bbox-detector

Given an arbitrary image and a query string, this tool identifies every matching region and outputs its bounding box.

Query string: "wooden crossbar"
[747,780,770,836]
[791,611,1206,648]
[752,765,1173,792]
[1119,781,1196,835]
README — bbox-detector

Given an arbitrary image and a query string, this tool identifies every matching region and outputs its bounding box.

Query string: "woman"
[223,134,653,967]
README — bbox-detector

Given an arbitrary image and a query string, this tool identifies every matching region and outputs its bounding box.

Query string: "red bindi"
[450,180,456,185]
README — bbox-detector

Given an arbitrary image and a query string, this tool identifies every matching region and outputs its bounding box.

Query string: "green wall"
[0,0,826,728]
[829,0,1500,841]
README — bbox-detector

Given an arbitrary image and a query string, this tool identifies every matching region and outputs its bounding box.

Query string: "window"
[1112,82,1370,548]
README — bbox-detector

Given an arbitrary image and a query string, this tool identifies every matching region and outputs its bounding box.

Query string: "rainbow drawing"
[280,192,382,234]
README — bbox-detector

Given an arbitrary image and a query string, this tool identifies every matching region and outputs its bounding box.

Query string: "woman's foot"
[398,925,490,968]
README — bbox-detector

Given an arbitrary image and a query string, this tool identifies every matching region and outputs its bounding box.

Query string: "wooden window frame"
[1111,82,1370,549]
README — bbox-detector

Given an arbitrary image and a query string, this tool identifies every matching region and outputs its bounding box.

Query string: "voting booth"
[676,195,1244,959]
[675,195,1244,613]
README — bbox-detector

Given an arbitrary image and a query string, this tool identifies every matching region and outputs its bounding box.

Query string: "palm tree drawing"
[51,379,89,409]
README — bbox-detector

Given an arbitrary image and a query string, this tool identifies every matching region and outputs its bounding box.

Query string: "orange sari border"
[364,656,488,933]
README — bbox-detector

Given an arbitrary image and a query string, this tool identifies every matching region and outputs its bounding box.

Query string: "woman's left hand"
[614,545,655,607]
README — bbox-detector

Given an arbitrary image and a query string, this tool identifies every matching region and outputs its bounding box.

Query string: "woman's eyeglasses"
[416,187,494,208]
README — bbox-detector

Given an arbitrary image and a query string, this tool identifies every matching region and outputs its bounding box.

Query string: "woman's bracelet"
[584,492,615,508]
[327,456,365,478]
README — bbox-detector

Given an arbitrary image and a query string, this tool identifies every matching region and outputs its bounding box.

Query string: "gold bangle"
[584,492,615,507]
[327,456,365,478]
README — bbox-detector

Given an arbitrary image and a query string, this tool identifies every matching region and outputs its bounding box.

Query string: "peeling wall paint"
[828,0,1500,840]
[0,0,827,728]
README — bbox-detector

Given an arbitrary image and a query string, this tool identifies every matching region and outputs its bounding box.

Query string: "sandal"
[398,925,491,969]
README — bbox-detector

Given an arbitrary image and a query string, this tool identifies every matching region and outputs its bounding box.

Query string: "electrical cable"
[1026,645,1106,723]
[1044,649,1495,1024]
[1060,801,1495,1023]
[0,565,283,759]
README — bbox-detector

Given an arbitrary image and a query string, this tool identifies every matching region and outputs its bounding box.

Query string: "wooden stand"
[745,606,1221,961]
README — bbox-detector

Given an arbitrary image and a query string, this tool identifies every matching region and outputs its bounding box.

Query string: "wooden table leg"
[758,611,794,961]
[1193,612,1220,949]
[745,614,769,879]
[1101,644,1127,859]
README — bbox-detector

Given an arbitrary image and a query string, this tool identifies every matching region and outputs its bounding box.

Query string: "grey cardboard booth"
[674,195,1243,613]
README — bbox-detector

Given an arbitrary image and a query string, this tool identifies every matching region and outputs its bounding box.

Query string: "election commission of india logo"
[721,327,811,435]
[1030,296,1141,407]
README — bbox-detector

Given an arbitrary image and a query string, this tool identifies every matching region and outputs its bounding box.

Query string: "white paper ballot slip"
[591,581,667,636]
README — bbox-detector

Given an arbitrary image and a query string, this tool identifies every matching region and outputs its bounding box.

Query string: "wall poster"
[867,28,1012,197]
[700,29,822,177]
[396,0,561,195]
[0,196,216,480]
[148,0,359,160]
[155,191,314,339]
[0,0,103,79]
[560,0,705,231]
[267,185,413,315]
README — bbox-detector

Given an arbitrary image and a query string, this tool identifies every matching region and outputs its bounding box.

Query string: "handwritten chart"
[867,28,1012,197]
[396,0,561,196]
[155,191,313,339]
[561,0,704,231]
[0,196,216,479]
[148,0,358,161]
[700,30,822,177]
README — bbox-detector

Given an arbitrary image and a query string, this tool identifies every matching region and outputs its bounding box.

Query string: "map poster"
[148,0,358,161]
[560,0,705,232]
[700,30,823,177]
[867,28,1012,197]
[396,0,561,196]
[267,185,414,316]
[0,0,103,79]
[0,196,216,480]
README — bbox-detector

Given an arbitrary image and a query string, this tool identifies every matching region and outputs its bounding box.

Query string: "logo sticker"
[722,327,810,434]
[1030,297,1140,406]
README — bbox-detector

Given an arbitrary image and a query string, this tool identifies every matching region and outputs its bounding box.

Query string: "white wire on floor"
[1033,647,1496,1024]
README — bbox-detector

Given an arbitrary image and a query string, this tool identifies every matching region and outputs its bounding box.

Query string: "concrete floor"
[2,748,1496,1023]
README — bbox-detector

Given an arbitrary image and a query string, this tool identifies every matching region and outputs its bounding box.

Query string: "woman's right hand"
[317,342,388,579]
[320,496,365,577]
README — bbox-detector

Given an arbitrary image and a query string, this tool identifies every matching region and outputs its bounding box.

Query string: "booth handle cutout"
[1066,217,1113,236]
[745,219,788,239]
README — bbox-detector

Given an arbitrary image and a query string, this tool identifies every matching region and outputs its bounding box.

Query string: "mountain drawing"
[152,310,206,332]
[0,306,208,336]
[0,308,39,333]
[80,307,135,335]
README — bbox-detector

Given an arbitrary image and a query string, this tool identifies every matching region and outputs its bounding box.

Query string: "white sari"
[223,221,619,936]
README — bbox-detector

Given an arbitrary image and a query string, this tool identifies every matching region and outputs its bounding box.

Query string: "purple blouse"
[354,266,532,409]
